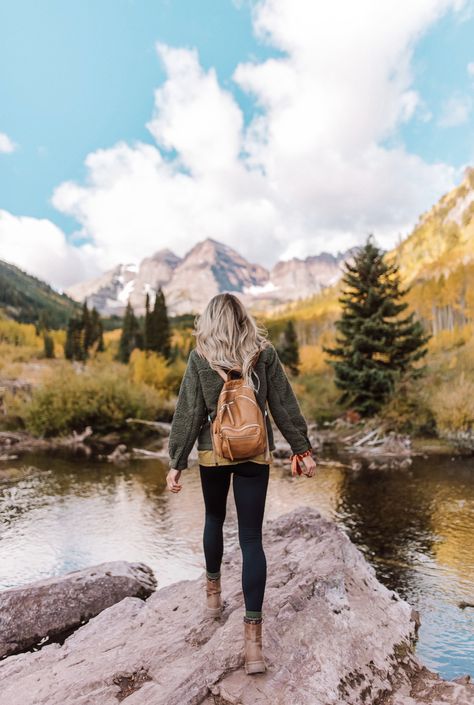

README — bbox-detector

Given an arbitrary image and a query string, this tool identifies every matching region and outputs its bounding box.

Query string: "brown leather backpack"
[210,354,270,463]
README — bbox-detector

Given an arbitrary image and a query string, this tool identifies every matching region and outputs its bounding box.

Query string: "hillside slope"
[0,259,80,328]
[271,167,474,340]
[389,167,474,332]
[390,167,474,283]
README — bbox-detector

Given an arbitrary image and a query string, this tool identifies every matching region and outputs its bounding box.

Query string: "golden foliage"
[129,349,186,397]
[0,318,41,348]
[430,373,474,434]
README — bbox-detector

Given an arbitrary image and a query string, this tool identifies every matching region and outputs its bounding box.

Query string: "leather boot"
[243,616,266,674]
[205,575,222,617]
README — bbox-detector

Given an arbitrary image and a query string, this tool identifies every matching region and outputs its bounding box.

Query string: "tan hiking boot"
[243,616,266,674]
[205,575,223,617]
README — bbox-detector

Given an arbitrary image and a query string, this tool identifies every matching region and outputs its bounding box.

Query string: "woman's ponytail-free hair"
[193,293,270,390]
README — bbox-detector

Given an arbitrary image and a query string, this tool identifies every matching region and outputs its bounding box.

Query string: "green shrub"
[379,376,436,435]
[295,371,340,424]
[24,363,168,436]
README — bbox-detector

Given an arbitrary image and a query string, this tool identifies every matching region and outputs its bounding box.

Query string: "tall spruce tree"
[64,317,87,361]
[144,292,151,352]
[43,332,55,359]
[90,307,105,352]
[148,287,171,358]
[118,300,142,363]
[323,235,431,416]
[278,320,300,376]
[82,301,93,350]
[64,301,104,361]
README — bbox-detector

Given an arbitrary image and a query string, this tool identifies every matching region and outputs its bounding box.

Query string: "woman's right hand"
[166,469,183,492]
[300,454,317,477]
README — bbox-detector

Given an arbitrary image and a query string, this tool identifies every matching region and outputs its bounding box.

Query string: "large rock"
[0,508,472,705]
[0,561,156,659]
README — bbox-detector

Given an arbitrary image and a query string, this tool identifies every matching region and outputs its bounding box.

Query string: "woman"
[166,293,317,674]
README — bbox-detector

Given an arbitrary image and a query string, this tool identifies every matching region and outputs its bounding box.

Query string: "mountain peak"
[66,238,353,316]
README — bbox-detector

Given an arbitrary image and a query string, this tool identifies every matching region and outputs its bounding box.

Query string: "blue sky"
[0,0,274,231]
[0,1,473,286]
[400,8,474,164]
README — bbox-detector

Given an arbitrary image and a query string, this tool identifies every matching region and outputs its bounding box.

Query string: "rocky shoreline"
[0,416,471,470]
[0,507,472,704]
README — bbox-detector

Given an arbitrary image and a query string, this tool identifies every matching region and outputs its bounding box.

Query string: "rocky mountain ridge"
[66,238,351,316]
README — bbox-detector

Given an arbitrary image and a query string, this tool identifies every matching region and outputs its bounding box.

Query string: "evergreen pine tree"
[97,323,105,353]
[118,301,141,363]
[148,287,171,358]
[64,301,103,361]
[89,307,105,352]
[64,318,75,360]
[82,301,93,351]
[43,332,55,359]
[64,317,86,361]
[278,320,300,376]
[323,235,431,416]
[144,292,151,352]
[87,306,104,352]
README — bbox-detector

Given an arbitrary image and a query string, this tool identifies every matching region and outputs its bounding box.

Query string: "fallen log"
[126,418,171,436]
[0,427,94,456]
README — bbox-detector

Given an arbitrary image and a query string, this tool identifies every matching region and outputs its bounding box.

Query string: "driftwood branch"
[125,418,170,437]
[0,427,94,458]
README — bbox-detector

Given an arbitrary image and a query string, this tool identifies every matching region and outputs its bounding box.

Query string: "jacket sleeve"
[168,351,207,470]
[266,344,312,455]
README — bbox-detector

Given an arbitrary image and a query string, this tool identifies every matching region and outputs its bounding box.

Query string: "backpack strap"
[215,367,230,382]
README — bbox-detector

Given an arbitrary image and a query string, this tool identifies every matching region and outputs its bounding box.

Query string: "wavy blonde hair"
[194,293,270,391]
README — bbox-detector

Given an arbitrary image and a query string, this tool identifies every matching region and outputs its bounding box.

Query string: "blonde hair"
[193,293,270,391]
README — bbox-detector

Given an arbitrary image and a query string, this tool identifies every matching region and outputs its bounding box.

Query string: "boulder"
[0,507,472,705]
[0,561,156,659]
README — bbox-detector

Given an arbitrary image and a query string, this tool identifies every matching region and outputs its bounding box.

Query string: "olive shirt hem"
[197,449,274,467]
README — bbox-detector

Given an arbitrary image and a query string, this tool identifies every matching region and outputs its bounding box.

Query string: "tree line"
[63,286,171,364]
[118,287,171,363]
[61,237,429,420]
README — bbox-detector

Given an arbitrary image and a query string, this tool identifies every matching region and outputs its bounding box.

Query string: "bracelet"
[290,448,313,476]
[290,448,312,460]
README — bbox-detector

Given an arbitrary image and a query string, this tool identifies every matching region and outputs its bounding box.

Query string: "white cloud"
[0,210,96,289]
[438,93,472,126]
[468,61,474,77]
[147,44,244,174]
[0,132,16,154]
[39,1,469,282]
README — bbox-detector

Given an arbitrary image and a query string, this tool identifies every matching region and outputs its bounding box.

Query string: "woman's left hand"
[166,469,183,493]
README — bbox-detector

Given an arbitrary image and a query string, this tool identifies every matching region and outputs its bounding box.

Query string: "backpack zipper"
[220,423,260,432]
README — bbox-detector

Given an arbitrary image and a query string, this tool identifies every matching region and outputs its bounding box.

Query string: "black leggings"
[199,461,270,613]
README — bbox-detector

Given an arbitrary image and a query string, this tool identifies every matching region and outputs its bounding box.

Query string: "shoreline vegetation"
[0,315,473,465]
[1,235,474,464]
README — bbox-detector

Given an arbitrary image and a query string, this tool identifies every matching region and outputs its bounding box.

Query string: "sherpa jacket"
[168,342,312,470]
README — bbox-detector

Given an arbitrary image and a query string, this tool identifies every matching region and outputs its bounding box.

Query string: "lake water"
[0,451,473,680]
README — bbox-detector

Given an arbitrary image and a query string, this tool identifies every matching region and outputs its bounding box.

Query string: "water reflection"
[0,452,473,679]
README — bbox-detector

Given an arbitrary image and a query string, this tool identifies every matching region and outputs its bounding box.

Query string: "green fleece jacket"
[168,342,312,470]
